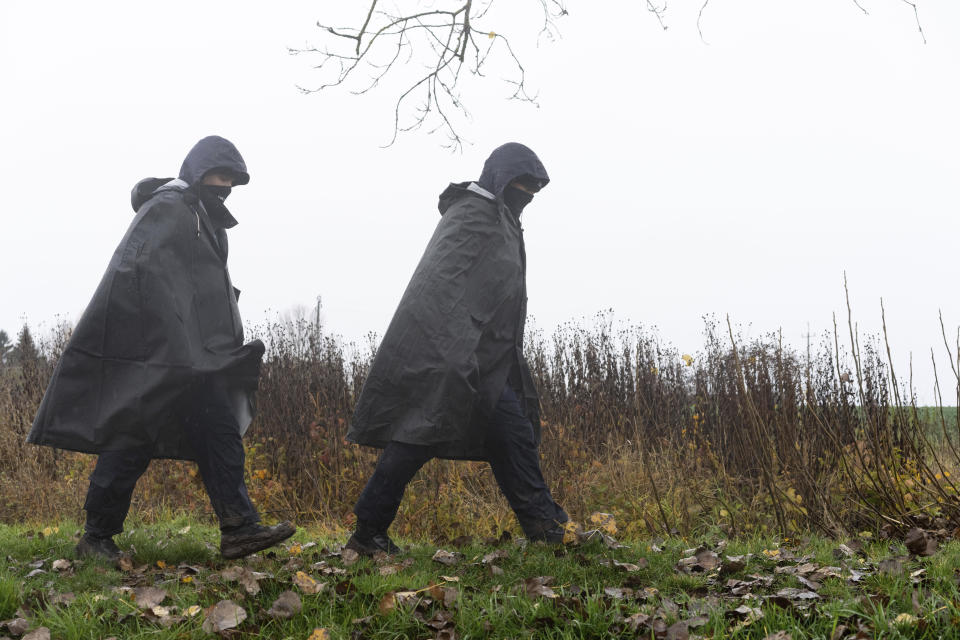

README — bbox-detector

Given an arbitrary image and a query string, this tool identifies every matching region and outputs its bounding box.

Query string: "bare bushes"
[2,304,959,539]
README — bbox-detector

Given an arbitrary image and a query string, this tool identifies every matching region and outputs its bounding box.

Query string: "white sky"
[1,1,958,402]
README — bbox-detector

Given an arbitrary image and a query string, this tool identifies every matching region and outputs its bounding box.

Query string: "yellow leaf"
[308,628,331,640]
[42,526,59,537]
[184,605,202,617]
[289,542,303,555]
[894,613,917,625]
[719,509,729,518]
[588,512,618,536]
[562,521,579,545]
[681,354,694,366]
[156,560,167,569]
[182,576,193,584]
[488,31,496,39]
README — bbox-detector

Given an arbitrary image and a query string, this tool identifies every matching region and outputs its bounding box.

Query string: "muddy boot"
[75,533,122,561]
[220,521,296,559]
[345,521,401,556]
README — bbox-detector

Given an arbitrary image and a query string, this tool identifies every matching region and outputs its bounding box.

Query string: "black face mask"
[503,185,534,216]
[197,184,232,224]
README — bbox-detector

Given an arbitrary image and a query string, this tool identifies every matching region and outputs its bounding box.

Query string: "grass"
[2,518,960,639]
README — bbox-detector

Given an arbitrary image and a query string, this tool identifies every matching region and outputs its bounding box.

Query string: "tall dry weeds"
[1,295,959,540]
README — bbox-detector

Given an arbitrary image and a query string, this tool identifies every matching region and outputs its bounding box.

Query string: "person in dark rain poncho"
[28,136,295,561]
[345,143,570,554]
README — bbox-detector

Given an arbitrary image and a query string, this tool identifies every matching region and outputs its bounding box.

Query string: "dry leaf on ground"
[432,549,461,566]
[201,600,247,633]
[132,586,168,609]
[266,590,302,619]
[293,571,326,595]
[51,559,71,572]
[341,548,360,566]
[523,576,557,599]
[221,566,267,596]
[588,512,618,536]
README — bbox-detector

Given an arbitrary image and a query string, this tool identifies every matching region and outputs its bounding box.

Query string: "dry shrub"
[2,297,960,539]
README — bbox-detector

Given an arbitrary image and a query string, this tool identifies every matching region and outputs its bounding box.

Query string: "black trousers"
[83,378,259,537]
[353,386,568,537]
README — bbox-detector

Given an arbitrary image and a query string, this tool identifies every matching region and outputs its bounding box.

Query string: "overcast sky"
[1,1,957,402]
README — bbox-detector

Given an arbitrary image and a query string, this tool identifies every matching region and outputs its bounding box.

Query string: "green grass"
[1,520,960,638]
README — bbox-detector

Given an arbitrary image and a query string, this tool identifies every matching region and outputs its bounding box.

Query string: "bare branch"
[697,0,711,44]
[646,0,668,31]
[900,0,926,44]
[357,1,380,54]
[293,2,566,149]
[295,1,927,148]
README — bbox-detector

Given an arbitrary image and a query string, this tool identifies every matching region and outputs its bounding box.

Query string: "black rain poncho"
[348,143,549,460]
[28,136,263,460]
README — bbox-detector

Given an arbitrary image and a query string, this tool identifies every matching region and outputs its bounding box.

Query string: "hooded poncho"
[347,143,550,460]
[28,136,263,460]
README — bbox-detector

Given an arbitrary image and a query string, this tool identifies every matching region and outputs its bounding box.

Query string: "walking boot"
[220,521,296,559]
[524,518,571,544]
[75,533,122,561]
[345,521,401,556]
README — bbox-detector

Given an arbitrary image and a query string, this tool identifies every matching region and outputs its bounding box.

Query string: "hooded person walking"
[345,142,570,554]
[28,136,295,561]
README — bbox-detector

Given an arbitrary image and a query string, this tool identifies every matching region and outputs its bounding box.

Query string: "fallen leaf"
[221,566,267,596]
[666,621,689,640]
[588,512,618,536]
[289,542,303,555]
[22,628,51,640]
[293,571,326,595]
[133,586,168,609]
[603,586,633,599]
[878,557,907,575]
[428,583,459,608]
[523,576,557,599]
[341,548,360,567]
[432,549,461,566]
[894,612,918,625]
[763,632,792,640]
[177,525,191,535]
[482,548,509,564]
[267,590,302,619]
[562,521,579,545]
[379,590,420,615]
[185,605,202,617]
[6,619,30,635]
[307,628,331,640]
[51,559,71,572]
[625,612,651,631]
[201,600,247,633]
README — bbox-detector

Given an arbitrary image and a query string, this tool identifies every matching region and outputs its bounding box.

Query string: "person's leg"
[83,447,153,537]
[486,386,569,541]
[180,378,259,530]
[180,377,293,558]
[349,441,433,554]
[77,447,153,559]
